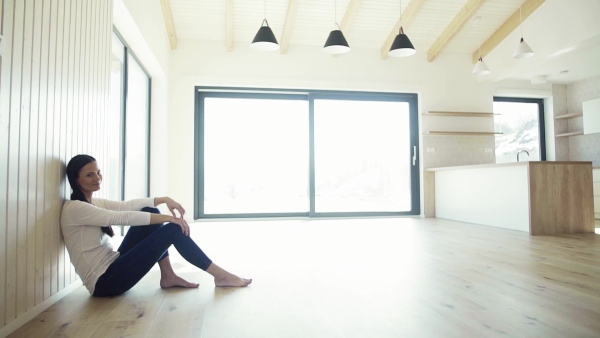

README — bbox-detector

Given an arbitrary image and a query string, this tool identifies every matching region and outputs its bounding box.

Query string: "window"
[111,31,151,201]
[111,31,151,235]
[493,97,546,163]
[195,88,420,219]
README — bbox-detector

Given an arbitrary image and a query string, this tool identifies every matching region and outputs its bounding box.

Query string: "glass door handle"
[412,146,417,166]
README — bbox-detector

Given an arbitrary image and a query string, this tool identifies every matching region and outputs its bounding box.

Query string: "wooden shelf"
[554,113,583,120]
[425,131,503,136]
[555,131,584,138]
[426,111,498,117]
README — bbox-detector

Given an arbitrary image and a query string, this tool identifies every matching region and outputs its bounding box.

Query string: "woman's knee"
[141,206,161,214]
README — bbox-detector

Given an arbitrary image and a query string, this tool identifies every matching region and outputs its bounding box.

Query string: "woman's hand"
[170,217,190,236]
[156,197,186,218]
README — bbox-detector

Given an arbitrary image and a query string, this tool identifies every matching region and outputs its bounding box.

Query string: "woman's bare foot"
[207,262,252,287]
[160,274,200,289]
[214,274,252,287]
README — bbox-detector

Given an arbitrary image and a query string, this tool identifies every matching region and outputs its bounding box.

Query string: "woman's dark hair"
[66,154,114,237]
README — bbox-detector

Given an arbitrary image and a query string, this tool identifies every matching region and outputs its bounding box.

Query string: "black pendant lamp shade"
[323,29,350,54]
[388,27,416,57]
[251,19,279,51]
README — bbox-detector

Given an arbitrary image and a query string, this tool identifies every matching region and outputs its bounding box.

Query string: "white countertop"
[427,161,594,171]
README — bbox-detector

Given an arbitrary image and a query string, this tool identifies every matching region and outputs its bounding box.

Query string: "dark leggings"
[93,207,212,297]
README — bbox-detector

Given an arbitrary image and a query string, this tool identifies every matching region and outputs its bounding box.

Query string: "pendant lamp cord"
[397,0,404,34]
[331,0,340,29]
[264,0,267,19]
[519,6,523,38]
[477,17,482,58]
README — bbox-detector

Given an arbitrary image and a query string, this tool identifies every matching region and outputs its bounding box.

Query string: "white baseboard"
[0,280,82,338]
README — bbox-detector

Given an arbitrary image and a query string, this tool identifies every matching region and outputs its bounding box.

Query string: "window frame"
[493,96,546,162]
[194,87,420,219]
[113,29,152,200]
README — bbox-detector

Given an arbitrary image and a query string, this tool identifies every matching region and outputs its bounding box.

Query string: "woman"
[61,154,251,297]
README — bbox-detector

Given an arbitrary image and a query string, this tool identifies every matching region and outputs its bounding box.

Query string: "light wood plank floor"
[8,218,600,338]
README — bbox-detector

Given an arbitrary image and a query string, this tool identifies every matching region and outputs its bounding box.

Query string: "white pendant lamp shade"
[513,37,534,59]
[513,6,534,59]
[388,27,416,57]
[323,29,351,54]
[251,19,279,51]
[472,57,491,76]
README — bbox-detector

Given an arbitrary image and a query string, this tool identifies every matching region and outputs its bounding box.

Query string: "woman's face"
[77,161,102,195]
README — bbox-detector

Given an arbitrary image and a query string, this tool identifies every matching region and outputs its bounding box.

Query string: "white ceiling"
[166,0,600,84]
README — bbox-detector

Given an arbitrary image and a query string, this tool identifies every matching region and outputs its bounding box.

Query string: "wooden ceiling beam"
[427,0,487,62]
[380,0,428,60]
[226,0,233,51]
[160,0,178,50]
[280,0,299,55]
[471,0,545,63]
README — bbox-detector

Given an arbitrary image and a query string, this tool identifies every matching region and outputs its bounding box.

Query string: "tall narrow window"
[493,97,546,163]
[124,54,150,200]
[111,31,151,202]
[108,33,125,201]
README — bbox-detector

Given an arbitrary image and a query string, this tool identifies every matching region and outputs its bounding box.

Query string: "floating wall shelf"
[425,111,499,117]
[425,131,503,136]
[555,131,584,138]
[554,113,583,120]
[424,111,500,136]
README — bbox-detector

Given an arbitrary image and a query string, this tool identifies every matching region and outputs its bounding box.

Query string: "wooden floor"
[7,218,600,338]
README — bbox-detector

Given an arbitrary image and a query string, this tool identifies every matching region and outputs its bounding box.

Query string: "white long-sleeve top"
[60,197,155,294]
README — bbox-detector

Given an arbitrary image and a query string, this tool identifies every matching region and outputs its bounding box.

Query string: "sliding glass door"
[195,89,419,218]
[201,95,309,216]
[313,98,412,213]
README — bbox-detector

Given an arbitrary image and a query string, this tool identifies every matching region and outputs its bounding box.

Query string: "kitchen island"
[426,161,595,235]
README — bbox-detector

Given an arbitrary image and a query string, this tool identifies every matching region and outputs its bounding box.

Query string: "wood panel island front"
[426,161,595,235]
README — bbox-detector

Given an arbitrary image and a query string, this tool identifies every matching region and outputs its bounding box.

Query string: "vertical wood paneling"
[7,0,23,323]
[20,0,35,316]
[0,0,12,328]
[0,0,113,331]
[44,0,57,298]
[54,0,65,293]
[33,0,46,306]
[42,0,56,301]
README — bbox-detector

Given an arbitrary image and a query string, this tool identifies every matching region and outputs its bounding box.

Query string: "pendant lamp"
[323,0,350,54]
[324,26,351,54]
[388,0,416,57]
[472,17,490,76]
[472,57,491,76]
[251,1,279,51]
[513,7,534,59]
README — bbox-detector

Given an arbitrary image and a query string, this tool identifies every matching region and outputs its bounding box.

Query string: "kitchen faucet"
[517,149,529,162]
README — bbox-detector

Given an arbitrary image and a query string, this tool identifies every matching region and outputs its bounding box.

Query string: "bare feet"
[214,273,252,287]
[160,274,200,289]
